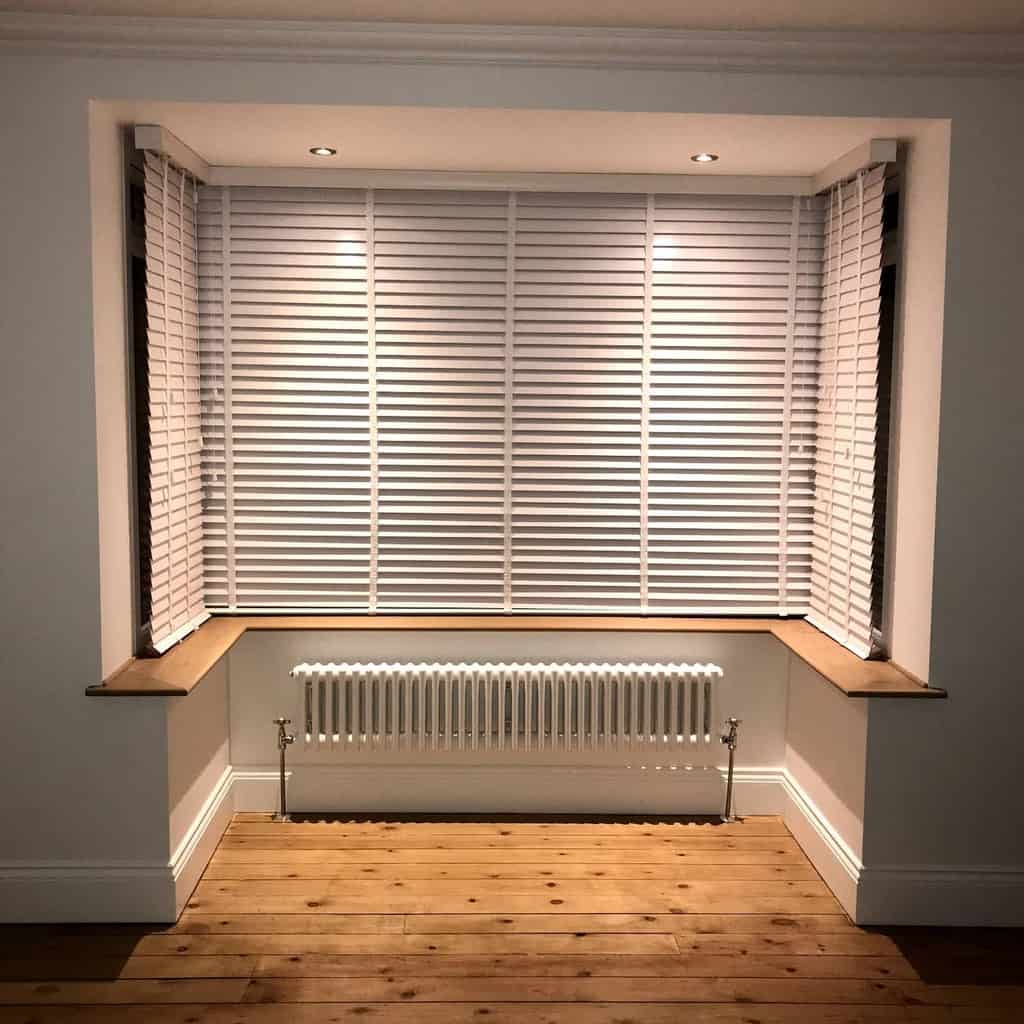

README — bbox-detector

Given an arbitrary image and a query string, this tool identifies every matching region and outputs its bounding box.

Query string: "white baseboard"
[779,769,862,918]
[230,763,788,817]
[0,861,176,923]
[231,768,288,812]
[170,765,234,917]
[0,766,235,924]
[856,864,1024,926]
[10,761,1017,926]
[778,770,1024,926]
[0,763,783,923]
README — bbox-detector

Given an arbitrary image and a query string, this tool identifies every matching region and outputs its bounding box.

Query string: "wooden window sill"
[86,615,945,701]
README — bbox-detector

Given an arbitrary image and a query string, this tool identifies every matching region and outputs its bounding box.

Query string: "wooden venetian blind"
[648,193,825,614]
[197,187,371,611]
[141,151,208,651]
[197,185,851,622]
[807,165,887,657]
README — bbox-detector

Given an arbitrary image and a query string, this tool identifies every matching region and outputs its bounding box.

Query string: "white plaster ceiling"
[4,0,1024,32]
[110,103,935,177]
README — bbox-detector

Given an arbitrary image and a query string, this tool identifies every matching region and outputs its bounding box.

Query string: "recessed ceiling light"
[310,146,337,157]
[691,152,719,163]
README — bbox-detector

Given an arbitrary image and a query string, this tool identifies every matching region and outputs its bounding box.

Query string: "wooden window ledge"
[86,615,945,701]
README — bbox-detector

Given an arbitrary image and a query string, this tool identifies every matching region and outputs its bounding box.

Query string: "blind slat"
[143,151,208,651]
[806,165,887,658]
[194,178,884,645]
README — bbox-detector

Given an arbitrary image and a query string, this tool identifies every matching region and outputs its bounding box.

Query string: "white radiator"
[289,662,723,766]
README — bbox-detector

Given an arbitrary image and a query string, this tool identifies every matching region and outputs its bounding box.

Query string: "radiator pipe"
[272,717,295,823]
[720,717,741,823]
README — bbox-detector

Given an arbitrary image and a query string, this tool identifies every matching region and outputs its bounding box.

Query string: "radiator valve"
[272,717,294,823]
[721,716,741,751]
[274,717,295,751]
[720,717,741,823]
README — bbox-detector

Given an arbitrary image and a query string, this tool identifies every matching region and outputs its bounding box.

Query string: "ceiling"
[4,0,1024,32]
[112,103,934,177]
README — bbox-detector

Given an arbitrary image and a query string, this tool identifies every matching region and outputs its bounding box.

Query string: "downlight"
[690,152,719,163]
[309,146,337,157]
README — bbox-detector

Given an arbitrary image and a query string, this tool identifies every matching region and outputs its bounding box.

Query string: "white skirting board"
[170,766,235,918]
[0,764,781,923]
[780,772,1024,925]
[238,764,1020,926]
[229,764,787,818]
[3,764,1022,925]
[0,766,234,924]
[780,771,861,917]
[855,865,1024,927]
[0,863,178,923]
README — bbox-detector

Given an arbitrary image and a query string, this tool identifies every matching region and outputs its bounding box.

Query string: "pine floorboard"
[0,812,1022,1023]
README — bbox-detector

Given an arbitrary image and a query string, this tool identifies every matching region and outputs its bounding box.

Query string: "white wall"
[167,658,229,856]
[89,100,135,680]
[166,658,232,917]
[1,48,1022,921]
[783,657,867,914]
[785,659,867,860]
[227,630,788,814]
[883,119,950,681]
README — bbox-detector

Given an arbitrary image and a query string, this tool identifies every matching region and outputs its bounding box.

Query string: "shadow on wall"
[784,656,868,861]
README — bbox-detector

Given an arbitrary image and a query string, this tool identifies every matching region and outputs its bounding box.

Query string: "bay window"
[140,148,891,657]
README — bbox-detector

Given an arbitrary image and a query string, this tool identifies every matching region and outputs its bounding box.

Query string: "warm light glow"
[310,146,337,157]
[690,152,719,163]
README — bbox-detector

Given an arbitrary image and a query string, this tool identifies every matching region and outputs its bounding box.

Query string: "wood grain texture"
[0,814,1020,1021]
[0,1004,971,1023]
[134,932,681,956]
[87,615,938,698]
[218,835,806,852]
[249,952,919,980]
[237,975,1024,1005]
[211,847,809,864]
[226,818,791,835]
[203,860,819,881]
[769,620,945,698]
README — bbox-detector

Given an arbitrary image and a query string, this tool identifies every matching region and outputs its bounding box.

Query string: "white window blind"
[197,185,840,619]
[197,187,371,611]
[648,193,824,614]
[511,193,646,611]
[142,151,208,651]
[807,165,887,657]
[374,191,509,610]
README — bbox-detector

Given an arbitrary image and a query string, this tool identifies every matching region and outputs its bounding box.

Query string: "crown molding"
[1,13,1023,75]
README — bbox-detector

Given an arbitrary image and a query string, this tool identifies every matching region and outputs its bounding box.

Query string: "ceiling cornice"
[1,13,1023,75]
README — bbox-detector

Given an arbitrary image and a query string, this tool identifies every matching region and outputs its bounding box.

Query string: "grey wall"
[0,75,170,866]
[863,104,1024,874]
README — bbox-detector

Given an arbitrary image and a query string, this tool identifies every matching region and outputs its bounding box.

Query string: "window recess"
[134,144,895,657]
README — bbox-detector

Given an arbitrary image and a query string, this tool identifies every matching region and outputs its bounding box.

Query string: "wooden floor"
[1,813,1022,1023]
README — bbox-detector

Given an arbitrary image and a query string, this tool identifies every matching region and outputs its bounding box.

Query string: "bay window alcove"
[83,106,953,928]
[135,125,895,661]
